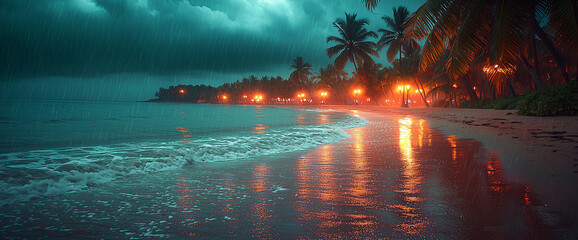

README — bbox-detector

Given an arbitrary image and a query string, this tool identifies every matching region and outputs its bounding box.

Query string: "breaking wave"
[0,112,366,206]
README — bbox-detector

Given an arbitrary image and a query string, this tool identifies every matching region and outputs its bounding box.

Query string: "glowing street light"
[297,93,307,103]
[179,89,185,94]
[254,94,263,103]
[220,94,228,103]
[319,91,328,104]
[353,89,361,104]
[398,85,411,107]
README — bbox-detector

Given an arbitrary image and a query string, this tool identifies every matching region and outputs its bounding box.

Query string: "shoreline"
[282,105,578,227]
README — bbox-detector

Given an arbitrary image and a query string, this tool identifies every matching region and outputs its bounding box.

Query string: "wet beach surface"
[0,112,573,239]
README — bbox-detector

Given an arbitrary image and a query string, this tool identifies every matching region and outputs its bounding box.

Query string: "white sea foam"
[0,112,366,206]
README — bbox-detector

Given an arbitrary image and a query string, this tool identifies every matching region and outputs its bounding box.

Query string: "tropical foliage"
[327,13,378,72]
[289,56,314,98]
[154,1,577,115]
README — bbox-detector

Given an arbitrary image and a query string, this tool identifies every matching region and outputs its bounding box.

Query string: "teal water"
[0,100,365,205]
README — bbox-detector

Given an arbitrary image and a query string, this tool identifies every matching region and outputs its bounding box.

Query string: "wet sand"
[2,107,576,239]
[293,105,578,238]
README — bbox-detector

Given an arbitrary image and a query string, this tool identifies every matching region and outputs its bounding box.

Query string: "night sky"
[0,0,425,101]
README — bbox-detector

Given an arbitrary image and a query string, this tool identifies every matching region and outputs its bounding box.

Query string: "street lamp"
[398,85,411,107]
[297,93,307,103]
[320,91,328,104]
[353,89,361,104]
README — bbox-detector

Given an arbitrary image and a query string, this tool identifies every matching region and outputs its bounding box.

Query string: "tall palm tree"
[327,13,379,73]
[289,56,314,98]
[327,13,378,98]
[378,6,420,63]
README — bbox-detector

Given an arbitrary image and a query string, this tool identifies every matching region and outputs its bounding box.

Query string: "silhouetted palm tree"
[289,56,314,98]
[406,0,574,84]
[378,6,420,63]
[327,13,378,73]
[315,64,346,104]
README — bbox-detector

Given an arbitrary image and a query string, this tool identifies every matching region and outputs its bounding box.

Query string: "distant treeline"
[150,75,310,104]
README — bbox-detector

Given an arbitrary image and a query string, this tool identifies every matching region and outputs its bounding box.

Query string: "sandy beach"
[290,105,578,237]
[2,103,578,239]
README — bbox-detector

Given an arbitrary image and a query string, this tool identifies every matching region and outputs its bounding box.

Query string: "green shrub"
[517,81,578,116]
[488,96,519,110]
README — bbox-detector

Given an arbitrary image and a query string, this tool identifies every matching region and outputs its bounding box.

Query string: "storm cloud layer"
[0,0,424,100]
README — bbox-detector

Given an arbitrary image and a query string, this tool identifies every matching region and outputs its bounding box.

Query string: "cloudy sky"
[0,0,425,100]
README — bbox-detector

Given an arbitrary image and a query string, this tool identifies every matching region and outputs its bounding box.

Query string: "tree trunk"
[329,85,344,104]
[506,78,517,97]
[413,78,430,107]
[461,75,480,101]
[532,19,570,83]
[520,54,544,89]
[532,37,543,85]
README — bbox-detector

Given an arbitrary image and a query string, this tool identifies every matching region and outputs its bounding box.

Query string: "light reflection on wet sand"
[2,111,565,239]
[169,113,556,239]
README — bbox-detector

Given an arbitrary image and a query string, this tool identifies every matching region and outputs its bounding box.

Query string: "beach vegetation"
[327,13,379,102]
[458,81,578,116]
[289,56,314,98]
[517,80,578,116]
[152,1,576,111]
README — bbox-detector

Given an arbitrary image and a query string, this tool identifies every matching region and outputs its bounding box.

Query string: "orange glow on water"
[252,123,270,134]
[176,127,193,141]
[249,163,273,238]
[447,135,457,160]
[398,118,413,163]
[394,117,428,235]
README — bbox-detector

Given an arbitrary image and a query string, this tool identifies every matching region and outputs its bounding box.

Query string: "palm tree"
[327,13,378,98]
[289,56,314,99]
[406,0,575,85]
[327,13,379,73]
[361,0,381,11]
[378,6,420,63]
[315,64,346,104]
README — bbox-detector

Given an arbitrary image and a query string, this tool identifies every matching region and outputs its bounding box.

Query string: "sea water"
[0,99,366,206]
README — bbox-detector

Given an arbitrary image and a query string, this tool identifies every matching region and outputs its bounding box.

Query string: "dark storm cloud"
[0,0,426,102]
[0,0,332,78]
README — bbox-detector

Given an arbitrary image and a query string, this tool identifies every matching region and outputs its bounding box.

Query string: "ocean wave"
[0,113,366,206]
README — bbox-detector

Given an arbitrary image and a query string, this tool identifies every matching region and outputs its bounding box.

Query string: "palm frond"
[445,0,492,79]
[386,40,401,62]
[419,0,465,71]
[548,0,578,50]
[327,44,346,58]
[361,0,381,11]
[406,0,454,40]
[334,50,349,71]
[327,36,347,44]
[490,0,528,71]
